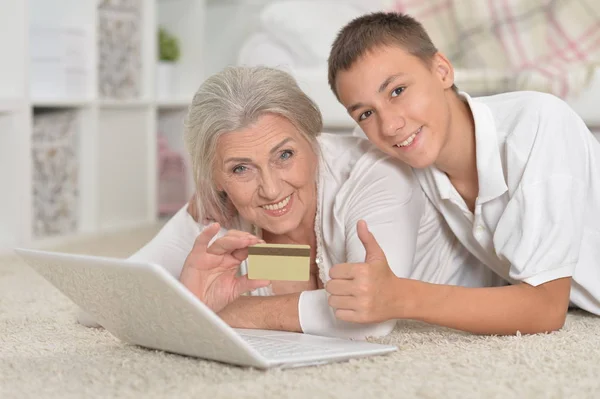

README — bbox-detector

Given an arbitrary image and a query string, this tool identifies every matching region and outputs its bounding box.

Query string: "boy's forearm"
[401,278,571,335]
[217,293,302,332]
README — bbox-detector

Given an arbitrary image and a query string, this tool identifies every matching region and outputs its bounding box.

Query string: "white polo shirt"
[414,91,600,315]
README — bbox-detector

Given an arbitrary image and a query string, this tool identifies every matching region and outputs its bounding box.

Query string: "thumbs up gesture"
[326,220,403,324]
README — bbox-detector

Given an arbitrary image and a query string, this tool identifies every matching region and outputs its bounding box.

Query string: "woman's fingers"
[192,223,221,252]
[231,248,252,262]
[193,225,263,257]
[208,234,261,256]
[226,229,263,242]
[226,229,252,237]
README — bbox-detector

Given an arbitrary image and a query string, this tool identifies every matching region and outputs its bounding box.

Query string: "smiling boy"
[325,12,600,334]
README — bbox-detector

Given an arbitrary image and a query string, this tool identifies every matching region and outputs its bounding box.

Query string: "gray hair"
[184,66,323,226]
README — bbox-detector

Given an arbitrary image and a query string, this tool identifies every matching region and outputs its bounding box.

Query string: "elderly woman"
[80,66,503,339]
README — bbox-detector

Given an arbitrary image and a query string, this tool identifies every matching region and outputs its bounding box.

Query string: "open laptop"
[15,248,397,369]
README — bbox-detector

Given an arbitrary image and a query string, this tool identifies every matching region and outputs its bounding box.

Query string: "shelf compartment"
[157,0,207,101]
[98,107,153,229]
[31,108,80,239]
[157,108,192,216]
[29,0,94,102]
[97,0,143,100]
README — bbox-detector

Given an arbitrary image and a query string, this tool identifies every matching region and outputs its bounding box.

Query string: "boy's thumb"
[357,220,386,263]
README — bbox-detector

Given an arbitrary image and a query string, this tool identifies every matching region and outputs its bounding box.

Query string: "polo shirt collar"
[430,92,507,204]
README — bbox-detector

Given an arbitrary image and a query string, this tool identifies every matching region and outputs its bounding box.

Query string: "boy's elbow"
[531,304,568,334]
[529,278,571,333]
[547,306,568,332]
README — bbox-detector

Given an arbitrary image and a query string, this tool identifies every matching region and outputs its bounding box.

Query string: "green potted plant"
[157,27,181,99]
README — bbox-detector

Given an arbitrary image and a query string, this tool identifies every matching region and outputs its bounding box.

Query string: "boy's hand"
[326,220,412,323]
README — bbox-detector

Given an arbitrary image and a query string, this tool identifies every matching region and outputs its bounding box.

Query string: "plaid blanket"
[390,0,600,98]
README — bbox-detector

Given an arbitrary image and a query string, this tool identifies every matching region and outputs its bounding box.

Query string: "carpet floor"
[2,224,599,399]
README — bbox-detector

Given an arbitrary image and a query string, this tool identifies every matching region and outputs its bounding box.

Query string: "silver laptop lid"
[15,248,267,368]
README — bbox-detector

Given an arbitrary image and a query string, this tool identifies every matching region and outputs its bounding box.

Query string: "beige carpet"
[2,224,600,399]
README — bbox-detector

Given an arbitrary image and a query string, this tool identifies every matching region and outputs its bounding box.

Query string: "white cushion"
[236,33,355,129]
[260,1,364,66]
[292,66,355,129]
[237,32,297,68]
[566,66,600,127]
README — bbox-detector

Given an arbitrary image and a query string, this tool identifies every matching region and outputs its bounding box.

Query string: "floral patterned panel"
[32,110,79,238]
[97,0,142,99]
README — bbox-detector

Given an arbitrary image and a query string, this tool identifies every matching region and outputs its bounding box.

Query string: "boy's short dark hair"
[328,12,455,98]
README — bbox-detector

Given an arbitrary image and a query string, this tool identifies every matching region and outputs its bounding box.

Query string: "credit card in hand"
[247,244,310,281]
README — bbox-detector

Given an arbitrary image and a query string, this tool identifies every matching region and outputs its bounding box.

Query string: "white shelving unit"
[0,0,206,251]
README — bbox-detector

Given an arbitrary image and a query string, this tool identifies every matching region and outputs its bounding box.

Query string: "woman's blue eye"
[359,110,372,121]
[391,87,405,97]
[280,150,293,160]
[232,165,247,174]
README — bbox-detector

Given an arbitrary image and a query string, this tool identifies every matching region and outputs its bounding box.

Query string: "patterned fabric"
[32,110,79,238]
[97,0,142,99]
[391,0,600,98]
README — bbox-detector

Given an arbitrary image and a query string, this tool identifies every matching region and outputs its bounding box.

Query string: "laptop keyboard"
[240,335,337,358]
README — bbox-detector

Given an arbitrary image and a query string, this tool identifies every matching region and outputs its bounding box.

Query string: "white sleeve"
[127,205,202,279]
[495,96,589,286]
[299,150,425,339]
[341,152,424,276]
[299,290,397,339]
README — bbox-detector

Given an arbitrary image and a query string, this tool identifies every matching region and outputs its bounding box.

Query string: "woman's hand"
[179,223,270,313]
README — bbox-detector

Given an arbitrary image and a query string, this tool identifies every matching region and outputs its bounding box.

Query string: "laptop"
[15,248,397,369]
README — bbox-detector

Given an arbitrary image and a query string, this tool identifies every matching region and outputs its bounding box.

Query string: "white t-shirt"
[414,91,600,315]
[98,134,502,339]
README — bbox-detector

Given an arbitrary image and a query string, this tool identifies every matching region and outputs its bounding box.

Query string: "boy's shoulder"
[474,90,574,121]
[470,90,590,162]
[317,132,411,182]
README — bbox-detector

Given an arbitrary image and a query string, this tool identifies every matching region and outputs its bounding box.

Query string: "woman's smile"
[260,193,294,217]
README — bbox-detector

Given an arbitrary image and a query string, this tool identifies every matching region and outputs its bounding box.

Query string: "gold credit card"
[247,244,310,281]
